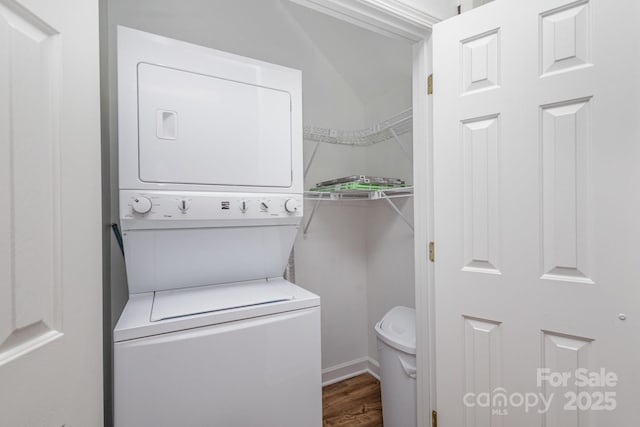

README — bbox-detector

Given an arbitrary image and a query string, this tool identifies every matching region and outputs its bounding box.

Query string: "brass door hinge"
[432,410,438,427]
[429,241,435,262]
[427,74,433,95]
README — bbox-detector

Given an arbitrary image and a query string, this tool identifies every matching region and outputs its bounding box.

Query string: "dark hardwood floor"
[322,373,383,427]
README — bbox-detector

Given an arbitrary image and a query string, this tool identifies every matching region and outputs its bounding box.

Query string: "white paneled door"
[0,0,102,425]
[434,0,640,426]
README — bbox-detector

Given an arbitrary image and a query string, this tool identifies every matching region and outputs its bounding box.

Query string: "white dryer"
[114,27,321,427]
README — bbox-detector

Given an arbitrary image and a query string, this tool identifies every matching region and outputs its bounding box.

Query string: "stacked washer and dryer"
[113,27,321,427]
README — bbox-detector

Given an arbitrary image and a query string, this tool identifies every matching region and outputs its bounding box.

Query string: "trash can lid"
[375,306,416,355]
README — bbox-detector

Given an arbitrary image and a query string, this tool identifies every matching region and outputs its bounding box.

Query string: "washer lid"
[374,306,416,354]
[151,280,294,322]
[114,278,320,342]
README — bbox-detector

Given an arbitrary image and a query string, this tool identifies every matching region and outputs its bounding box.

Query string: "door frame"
[287,2,440,425]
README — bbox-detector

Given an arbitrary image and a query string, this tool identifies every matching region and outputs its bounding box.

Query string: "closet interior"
[107,0,415,386]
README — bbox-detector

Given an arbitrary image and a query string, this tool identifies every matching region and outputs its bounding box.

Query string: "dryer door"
[137,63,292,188]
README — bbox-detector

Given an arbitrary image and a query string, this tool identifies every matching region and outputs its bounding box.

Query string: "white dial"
[132,196,152,214]
[284,199,299,213]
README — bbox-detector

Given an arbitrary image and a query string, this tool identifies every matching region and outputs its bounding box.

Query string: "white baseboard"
[322,357,381,386]
[322,357,369,386]
[367,357,380,380]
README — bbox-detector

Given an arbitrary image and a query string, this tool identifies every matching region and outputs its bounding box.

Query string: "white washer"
[114,27,321,427]
[114,279,321,427]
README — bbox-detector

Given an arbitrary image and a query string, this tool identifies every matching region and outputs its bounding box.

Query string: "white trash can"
[375,306,417,427]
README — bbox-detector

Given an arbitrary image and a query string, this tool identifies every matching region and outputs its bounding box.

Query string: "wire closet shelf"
[302,187,414,234]
[303,186,413,201]
[303,108,412,146]
[301,109,414,234]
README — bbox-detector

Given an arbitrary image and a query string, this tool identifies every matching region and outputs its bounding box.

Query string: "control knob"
[178,199,190,212]
[284,199,299,213]
[132,196,152,214]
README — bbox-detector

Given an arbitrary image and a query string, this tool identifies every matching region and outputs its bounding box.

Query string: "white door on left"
[0,0,102,425]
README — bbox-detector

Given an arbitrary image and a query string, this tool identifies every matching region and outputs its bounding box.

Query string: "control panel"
[120,190,303,223]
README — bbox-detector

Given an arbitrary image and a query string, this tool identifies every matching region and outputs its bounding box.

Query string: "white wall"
[459,0,494,14]
[362,84,415,373]
[105,0,416,391]
[398,0,457,20]
[295,202,369,377]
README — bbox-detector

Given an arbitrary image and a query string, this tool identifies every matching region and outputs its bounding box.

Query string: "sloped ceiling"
[281,1,413,106]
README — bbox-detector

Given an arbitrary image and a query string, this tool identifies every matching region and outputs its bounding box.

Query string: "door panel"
[0,0,102,425]
[0,0,62,365]
[434,0,640,425]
